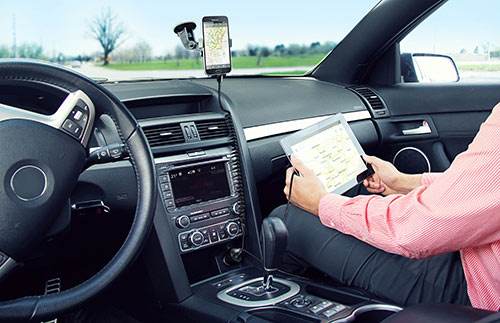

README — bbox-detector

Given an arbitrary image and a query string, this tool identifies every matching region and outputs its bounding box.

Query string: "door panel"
[372,84,500,173]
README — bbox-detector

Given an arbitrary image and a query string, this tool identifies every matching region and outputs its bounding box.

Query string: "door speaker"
[392,147,430,174]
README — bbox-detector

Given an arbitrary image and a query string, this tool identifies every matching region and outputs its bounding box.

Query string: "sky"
[0,0,498,58]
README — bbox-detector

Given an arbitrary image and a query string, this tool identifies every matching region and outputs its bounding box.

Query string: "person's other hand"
[284,155,328,216]
[362,155,422,195]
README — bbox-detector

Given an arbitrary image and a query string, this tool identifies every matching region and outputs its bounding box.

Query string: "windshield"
[0,1,378,81]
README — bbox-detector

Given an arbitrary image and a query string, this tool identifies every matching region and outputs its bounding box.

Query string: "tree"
[0,45,10,58]
[17,43,44,59]
[90,8,126,65]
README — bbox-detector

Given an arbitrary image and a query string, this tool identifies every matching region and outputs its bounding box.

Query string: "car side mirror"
[401,53,460,83]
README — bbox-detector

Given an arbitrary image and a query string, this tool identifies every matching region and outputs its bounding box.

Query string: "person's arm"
[288,102,500,259]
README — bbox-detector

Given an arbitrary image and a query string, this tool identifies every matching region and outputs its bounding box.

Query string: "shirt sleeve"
[318,103,500,259]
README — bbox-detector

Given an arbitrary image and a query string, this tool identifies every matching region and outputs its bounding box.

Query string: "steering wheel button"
[73,110,83,121]
[62,119,82,138]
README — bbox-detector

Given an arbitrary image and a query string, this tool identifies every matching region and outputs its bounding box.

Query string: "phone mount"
[173,21,202,52]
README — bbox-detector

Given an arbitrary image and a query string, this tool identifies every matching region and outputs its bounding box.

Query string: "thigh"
[270,204,470,307]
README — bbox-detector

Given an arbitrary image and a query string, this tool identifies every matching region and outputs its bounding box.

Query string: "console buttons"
[176,215,190,228]
[309,304,324,314]
[323,308,337,318]
[159,175,169,183]
[163,191,172,199]
[290,297,312,308]
[179,232,190,250]
[189,213,210,222]
[211,208,230,217]
[189,231,204,247]
[232,201,242,215]
[320,300,333,308]
[200,228,210,244]
[226,222,240,237]
[62,119,83,139]
[209,227,219,242]
[218,224,228,240]
[160,183,171,191]
[165,199,174,207]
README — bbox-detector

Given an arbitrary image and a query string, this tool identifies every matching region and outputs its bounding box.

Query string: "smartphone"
[202,16,232,75]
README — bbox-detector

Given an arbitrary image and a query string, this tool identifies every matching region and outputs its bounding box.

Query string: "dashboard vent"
[142,124,185,147]
[196,119,230,140]
[352,87,385,110]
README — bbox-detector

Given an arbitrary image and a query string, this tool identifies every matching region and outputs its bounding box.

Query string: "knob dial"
[175,215,190,228]
[226,222,240,237]
[232,201,242,215]
[189,231,204,247]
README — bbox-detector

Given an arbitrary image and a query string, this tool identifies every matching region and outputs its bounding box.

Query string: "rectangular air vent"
[352,87,385,110]
[196,119,230,140]
[142,124,185,147]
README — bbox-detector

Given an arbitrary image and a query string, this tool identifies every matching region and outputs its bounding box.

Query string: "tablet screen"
[280,114,370,194]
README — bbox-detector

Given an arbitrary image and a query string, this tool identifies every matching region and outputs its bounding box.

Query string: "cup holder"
[334,304,402,323]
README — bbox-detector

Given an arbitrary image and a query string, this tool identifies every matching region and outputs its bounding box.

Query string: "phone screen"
[202,16,231,75]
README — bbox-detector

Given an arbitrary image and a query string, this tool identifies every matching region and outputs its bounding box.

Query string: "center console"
[155,146,245,254]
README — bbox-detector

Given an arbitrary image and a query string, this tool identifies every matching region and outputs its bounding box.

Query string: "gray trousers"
[270,204,470,307]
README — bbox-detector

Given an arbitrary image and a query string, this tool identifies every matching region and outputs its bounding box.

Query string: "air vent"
[352,87,385,110]
[196,119,230,140]
[142,124,185,147]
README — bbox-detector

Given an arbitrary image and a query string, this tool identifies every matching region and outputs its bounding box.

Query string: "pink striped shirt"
[318,103,500,310]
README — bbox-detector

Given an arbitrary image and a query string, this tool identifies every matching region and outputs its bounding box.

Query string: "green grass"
[104,54,325,71]
[457,64,500,72]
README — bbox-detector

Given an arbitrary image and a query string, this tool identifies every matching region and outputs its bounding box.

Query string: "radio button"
[189,231,204,247]
[218,224,228,239]
[163,191,173,199]
[166,199,174,207]
[160,183,171,191]
[159,175,169,183]
[176,215,190,228]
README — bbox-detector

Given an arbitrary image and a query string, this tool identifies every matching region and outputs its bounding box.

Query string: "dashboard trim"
[243,110,371,141]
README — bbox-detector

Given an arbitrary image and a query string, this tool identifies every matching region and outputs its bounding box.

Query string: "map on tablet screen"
[280,114,373,194]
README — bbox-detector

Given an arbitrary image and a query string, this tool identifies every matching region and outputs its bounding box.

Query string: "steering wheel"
[0,61,156,321]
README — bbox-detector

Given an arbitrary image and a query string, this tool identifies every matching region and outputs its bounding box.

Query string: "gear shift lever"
[261,217,288,290]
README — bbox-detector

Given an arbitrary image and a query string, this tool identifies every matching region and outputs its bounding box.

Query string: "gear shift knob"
[261,217,288,289]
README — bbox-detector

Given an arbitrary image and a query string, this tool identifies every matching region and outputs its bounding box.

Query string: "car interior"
[1,0,500,322]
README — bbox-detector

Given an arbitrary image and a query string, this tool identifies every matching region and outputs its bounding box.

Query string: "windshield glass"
[0,1,378,81]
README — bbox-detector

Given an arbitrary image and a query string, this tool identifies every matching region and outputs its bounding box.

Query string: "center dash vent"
[142,123,185,147]
[351,87,385,110]
[196,119,230,140]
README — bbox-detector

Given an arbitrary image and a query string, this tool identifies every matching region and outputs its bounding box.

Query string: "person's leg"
[270,204,470,307]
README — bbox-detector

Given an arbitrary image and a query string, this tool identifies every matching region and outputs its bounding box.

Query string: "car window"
[0,0,378,81]
[400,0,500,83]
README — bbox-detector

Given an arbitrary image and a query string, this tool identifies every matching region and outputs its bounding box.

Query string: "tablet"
[280,114,373,195]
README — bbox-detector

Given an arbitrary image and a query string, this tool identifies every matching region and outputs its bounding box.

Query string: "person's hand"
[284,155,328,216]
[362,155,422,195]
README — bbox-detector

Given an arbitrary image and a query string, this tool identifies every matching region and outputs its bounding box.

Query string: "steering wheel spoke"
[0,252,17,282]
[0,90,95,146]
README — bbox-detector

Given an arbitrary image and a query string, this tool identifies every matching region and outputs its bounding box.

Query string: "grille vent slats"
[143,124,184,147]
[352,87,385,110]
[196,119,230,140]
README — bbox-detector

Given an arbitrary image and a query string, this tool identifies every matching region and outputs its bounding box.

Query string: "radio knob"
[232,201,242,215]
[226,222,240,237]
[175,215,190,228]
[189,231,204,247]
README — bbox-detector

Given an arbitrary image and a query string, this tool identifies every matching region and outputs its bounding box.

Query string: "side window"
[400,0,499,83]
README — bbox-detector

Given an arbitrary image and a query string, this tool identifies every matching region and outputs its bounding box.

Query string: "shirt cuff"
[420,173,442,186]
[318,194,350,230]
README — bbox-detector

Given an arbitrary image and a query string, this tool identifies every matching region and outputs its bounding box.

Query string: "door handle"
[402,121,432,135]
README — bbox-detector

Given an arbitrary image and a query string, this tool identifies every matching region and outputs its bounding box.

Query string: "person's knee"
[269,204,287,220]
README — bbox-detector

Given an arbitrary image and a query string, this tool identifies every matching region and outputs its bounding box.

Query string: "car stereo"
[155,146,244,254]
